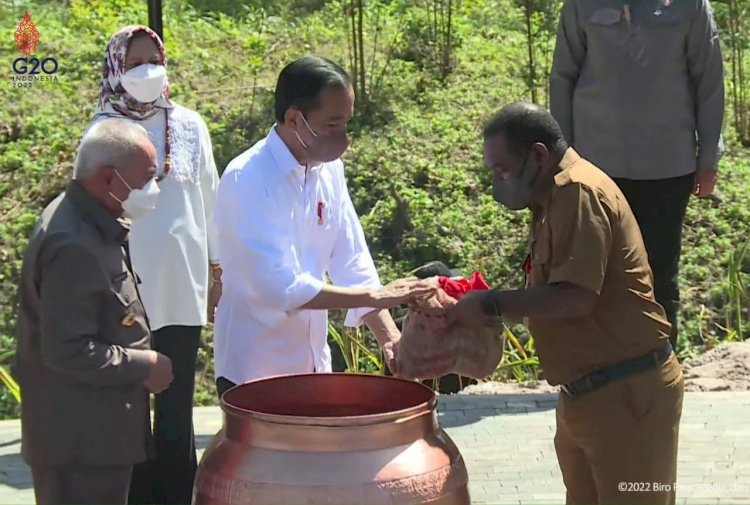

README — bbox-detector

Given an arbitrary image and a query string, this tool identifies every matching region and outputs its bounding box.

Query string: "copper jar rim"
[221,372,438,428]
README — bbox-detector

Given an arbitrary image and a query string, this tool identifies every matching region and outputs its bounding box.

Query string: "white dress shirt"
[89,104,220,331]
[213,126,381,385]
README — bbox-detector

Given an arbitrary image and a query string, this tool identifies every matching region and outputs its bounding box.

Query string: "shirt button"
[123,294,130,303]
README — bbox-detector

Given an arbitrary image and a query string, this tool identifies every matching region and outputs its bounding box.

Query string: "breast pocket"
[313,200,339,253]
[644,6,683,28]
[111,271,138,308]
[639,6,688,64]
[109,271,143,339]
[584,6,634,57]
[528,236,552,288]
[588,7,624,27]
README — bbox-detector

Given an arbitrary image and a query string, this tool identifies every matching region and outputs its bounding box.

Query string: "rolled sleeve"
[344,305,378,328]
[287,272,327,312]
[215,173,325,312]
[38,240,152,386]
[687,0,724,171]
[546,184,613,295]
[327,175,381,327]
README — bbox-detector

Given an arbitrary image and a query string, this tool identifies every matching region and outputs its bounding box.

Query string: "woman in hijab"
[88,25,221,504]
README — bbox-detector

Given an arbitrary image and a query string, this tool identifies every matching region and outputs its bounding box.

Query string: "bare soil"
[458,342,750,395]
[681,342,750,392]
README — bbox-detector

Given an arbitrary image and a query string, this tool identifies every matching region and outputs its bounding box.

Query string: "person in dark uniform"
[550,0,725,351]
[16,118,173,505]
[447,103,684,505]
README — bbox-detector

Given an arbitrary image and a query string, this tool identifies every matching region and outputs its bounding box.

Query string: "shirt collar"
[553,148,582,185]
[267,125,307,176]
[534,148,583,217]
[66,180,130,244]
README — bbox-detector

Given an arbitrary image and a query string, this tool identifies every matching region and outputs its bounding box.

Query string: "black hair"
[483,102,568,157]
[274,56,351,123]
[410,260,463,279]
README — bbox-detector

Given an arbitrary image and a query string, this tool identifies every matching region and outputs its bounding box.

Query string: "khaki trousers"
[31,464,132,505]
[554,352,684,505]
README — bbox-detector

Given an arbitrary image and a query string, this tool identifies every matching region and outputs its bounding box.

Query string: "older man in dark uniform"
[16,118,173,505]
[448,103,684,505]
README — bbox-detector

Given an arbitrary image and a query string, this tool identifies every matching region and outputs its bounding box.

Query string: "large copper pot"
[193,373,470,504]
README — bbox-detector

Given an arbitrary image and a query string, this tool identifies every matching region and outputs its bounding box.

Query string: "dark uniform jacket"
[17,180,154,467]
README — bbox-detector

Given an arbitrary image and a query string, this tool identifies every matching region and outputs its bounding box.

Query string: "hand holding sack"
[396,272,505,381]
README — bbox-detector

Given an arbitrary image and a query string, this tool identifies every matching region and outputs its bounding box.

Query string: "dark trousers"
[129,325,201,505]
[32,464,132,505]
[613,173,694,351]
[216,376,237,399]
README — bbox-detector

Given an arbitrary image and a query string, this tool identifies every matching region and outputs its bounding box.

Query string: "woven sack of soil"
[397,273,505,380]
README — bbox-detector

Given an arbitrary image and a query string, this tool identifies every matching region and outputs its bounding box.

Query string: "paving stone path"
[2,392,749,504]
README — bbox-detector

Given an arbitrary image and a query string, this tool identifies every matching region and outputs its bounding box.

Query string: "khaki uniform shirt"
[527,149,671,386]
[16,181,154,466]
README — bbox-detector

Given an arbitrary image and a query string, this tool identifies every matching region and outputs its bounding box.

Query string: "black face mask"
[492,153,542,210]
[294,112,349,163]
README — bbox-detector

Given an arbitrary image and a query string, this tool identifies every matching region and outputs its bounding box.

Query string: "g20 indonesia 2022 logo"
[10,11,59,88]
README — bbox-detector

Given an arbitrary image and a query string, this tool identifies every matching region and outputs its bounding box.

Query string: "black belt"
[560,341,673,397]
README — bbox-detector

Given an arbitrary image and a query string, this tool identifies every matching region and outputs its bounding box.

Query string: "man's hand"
[207,280,222,323]
[381,338,399,376]
[693,170,717,197]
[445,290,498,329]
[143,351,173,394]
[369,278,438,309]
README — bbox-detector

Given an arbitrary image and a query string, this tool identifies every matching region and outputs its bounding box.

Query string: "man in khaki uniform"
[447,103,684,505]
[16,118,173,505]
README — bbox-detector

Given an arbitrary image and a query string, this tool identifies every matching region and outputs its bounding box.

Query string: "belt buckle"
[561,383,575,396]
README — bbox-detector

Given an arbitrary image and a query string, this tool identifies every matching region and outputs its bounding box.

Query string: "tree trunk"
[443,0,453,78]
[524,0,538,104]
[349,0,359,97]
[357,0,367,101]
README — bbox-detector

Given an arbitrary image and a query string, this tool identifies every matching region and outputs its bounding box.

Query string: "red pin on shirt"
[522,254,532,274]
[317,202,324,225]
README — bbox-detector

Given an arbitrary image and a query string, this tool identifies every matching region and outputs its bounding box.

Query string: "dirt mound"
[458,379,558,395]
[682,342,750,392]
[457,342,750,395]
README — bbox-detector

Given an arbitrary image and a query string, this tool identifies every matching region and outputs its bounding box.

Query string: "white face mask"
[120,63,167,104]
[110,170,160,220]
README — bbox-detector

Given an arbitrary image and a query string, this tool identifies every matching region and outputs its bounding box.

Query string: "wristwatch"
[480,288,502,319]
[211,263,222,284]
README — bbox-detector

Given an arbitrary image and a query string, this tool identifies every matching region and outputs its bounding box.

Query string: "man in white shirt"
[213,56,435,395]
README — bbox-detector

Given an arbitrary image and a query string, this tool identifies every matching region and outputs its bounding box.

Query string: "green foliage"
[328,323,384,375]
[184,0,326,18]
[712,0,750,145]
[1,0,749,417]
[0,366,20,403]
[493,325,540,382]
[0,348,20,417]
[722,234,749,340]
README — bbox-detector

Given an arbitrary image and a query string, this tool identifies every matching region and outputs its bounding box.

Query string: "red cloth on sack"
[437,271,490,300]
